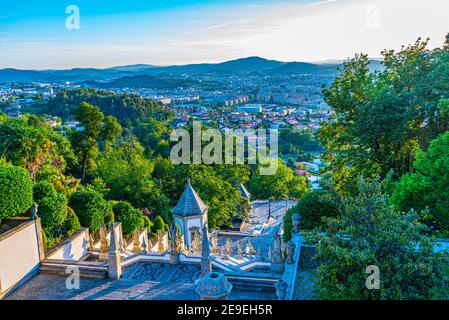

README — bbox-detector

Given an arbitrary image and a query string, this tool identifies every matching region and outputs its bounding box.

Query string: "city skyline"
[1,0,449,69]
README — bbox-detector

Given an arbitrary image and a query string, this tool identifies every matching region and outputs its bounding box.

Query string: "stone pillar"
[275,280,288,300]
[292,213,301,233]
[286,241,296,264]
[196,272,233,300]
[200,224,212,275]
[108,224,122,279]
[169,221,180,265]
[237,240,243,259]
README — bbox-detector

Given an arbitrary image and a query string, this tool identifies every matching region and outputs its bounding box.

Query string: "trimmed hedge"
[113,201,144,236]
[33,181,68,229]
[0,165,33,221]
[69,189,111,233]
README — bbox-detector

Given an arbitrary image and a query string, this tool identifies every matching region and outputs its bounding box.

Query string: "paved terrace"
[6,262,276,300]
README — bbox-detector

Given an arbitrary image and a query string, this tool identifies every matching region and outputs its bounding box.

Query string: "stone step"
[40,262,108,279]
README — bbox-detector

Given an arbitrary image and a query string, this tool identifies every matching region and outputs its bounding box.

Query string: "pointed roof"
[238,184,251,199]
[172,179,208,216]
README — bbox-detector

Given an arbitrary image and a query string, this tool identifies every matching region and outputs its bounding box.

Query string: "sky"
[0,0,449,69]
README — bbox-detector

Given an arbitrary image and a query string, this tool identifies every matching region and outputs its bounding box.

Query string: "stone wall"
[0,218,44,298]
[46,228,89,261]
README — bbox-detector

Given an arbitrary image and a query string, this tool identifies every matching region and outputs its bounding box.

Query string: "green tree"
[391,132,449,233]
[320,36,449,194]
[248,160,309,199]
[71,103,104,183]
[309,179,449,300]
[0,165,33,221]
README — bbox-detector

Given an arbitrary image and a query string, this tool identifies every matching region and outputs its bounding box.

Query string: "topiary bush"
[69,189,111,234]
[142,215,152,233]
[0,165,33,222]
[112,201,144,236]
[33,181,68,229]
[153,215,168,233]
[63,207,81,237]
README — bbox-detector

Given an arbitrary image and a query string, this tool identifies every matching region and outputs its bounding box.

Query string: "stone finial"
[31,202,38,220]
[226,239,233,258]
[132,229,143,254]
[196,272,233,300]
[99,225,109,261]
[108,224,122,279]
[257,245,263,261]
[286,241,296,264]
[237,240,243,259]
[292,213,301,233]
[201,224,212,275]
[271,233,285,274]
[157,231,165,252]
[211,234,219,256]
[169,221,178,252]
[87,231,95,251]
[245,239,256,256]
[275,280,288,300]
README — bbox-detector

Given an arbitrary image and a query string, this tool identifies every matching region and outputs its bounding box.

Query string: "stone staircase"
[39,260,108,279]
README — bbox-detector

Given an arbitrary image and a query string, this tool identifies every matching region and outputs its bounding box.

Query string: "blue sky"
[1,0,449,69]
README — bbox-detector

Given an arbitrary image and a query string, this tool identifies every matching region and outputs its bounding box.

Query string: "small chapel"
[171,178,208,248]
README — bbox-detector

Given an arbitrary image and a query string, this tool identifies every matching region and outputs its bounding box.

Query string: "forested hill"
[44,89,175,123]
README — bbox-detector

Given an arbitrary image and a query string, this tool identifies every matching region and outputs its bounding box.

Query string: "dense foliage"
[320,37,449,195]
[391,132,449,234]
[309,179,449,300]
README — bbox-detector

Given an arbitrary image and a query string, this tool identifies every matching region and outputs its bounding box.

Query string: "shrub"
[0,165,33,221]
[153,215,168,233]
[33,181,68,229]
[143,215,152,233]
[112,201,144,236]
[69,190,111,233]
[63,207,81,237]
[104,210,115,227]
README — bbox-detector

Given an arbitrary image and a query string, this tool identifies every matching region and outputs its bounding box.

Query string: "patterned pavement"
[5,262,276,300]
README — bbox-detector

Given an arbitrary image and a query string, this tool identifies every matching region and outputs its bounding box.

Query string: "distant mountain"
[269,62,339,74]
[0,57,382,84]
